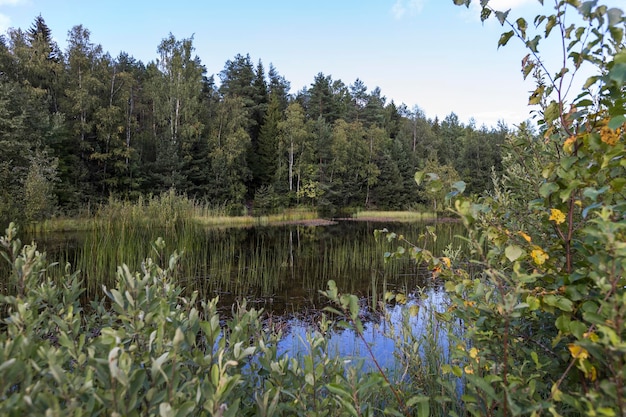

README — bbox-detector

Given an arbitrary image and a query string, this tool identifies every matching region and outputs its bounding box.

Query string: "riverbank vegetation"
[1,223,460,416]
[28,191,323,233]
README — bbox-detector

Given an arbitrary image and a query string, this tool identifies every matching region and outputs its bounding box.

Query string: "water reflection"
[13,219,463,369]
[278,288,451,374]
[24,220,465,317]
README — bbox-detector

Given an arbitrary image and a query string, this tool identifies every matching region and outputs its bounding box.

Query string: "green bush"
[388,1,626,415]
[1,223,441,416]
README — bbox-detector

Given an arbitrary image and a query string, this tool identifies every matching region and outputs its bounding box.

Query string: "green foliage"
[0,15,507,218]
[23,152,59,223]
[2,222,462,416]
[381,1,626,416]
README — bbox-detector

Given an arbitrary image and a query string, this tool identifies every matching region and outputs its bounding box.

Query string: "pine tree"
[256,93,281,188]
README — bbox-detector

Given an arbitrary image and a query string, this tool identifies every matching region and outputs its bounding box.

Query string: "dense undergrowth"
[0,222,459,416]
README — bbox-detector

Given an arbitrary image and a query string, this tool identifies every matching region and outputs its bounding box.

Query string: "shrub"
[388,1,626,415]
[0,223,436,416]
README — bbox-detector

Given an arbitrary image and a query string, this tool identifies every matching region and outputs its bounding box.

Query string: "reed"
[19,215,467,319]
[352,210,439,222]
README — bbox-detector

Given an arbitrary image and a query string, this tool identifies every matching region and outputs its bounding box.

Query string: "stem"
[344,307,409,416]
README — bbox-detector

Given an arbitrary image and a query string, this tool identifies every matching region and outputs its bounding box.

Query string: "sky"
[0,0,622,128]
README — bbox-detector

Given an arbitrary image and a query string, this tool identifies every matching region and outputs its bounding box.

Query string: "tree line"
[0,16,510,222]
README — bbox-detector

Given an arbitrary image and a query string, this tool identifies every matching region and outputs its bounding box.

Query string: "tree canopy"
[0,16,508,222]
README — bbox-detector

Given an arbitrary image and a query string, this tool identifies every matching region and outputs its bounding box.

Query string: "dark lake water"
[24,220,464,313]
[16,219,465,369]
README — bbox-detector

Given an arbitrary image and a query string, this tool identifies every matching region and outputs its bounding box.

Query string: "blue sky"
[0,0,620,128]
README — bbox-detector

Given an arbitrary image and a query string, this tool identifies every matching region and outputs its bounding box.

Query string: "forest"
[0,15,509,224]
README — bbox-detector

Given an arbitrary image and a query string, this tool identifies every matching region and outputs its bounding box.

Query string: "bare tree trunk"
[126,87,133,166]
[289,139,294,191]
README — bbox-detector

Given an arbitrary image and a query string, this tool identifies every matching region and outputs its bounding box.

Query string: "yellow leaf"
[551,383,563,402]
[588,364,597,381]
[518,231,532,243]
[549,208,566,225]
[469,347,479,359]
[563,135,577,153]
[395,293,407,305]
[568,343,589,360]
[531,247,549,265]
[600,123,621,146]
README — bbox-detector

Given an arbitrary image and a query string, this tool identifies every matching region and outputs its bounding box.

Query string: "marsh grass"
[352,210,439,222]
[25,219,466,318]
[28,191,321,232]
[16,192,466,318]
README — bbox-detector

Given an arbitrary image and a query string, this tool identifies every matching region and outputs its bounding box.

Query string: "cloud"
[458,0,542,23]
[0,0,29,34]
[0,0,28,5]
[487,0,537,10]
[0,14,9,33]
[391,0,426,19]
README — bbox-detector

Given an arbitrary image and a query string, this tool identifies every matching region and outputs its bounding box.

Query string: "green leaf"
[569,321,587,339]
[610,177,626,193]
[466,374,498,401]
[526,295,540,311]
[505,245,524,262]
[428,179,443,193]
[609,63,626,83]
[407,395,430,416]
[327,383,358,416]
[528,85,545,105]
[614,50,626,64]
[544,295,574,312]
[583,186,609,202]
[526,35,541,53]
[544,101,559,123]
[481,7,492,22]
[452,181,466,193]
[607,8,624,27]
[555,314,571,333]
[583,75,600,89]
[609,26,624,45]
[498,30,515,48]
[414,171,425,185]
[608,115,626,130]
[539,182,559,198]
[545,15,557,37]
[523,59,536,79]
[559,179,583,202]
[109,288,125,308]
[516,17,527,38]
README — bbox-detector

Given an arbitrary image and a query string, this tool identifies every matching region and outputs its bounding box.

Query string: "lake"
[24,220,463,312]
[17,219,465,370]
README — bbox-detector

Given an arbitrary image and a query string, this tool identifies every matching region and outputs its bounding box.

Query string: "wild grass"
[16,191,467,317]
[352,210,438,222]
[27,191,321,232]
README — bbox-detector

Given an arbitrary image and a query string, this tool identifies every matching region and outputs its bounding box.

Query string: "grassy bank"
[26,191,438,233]
[350,210,439,222]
